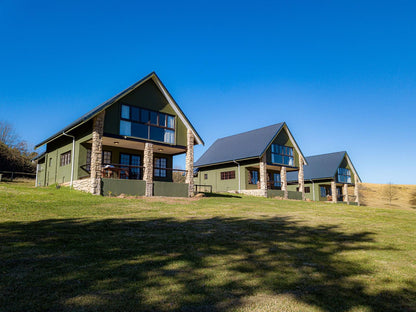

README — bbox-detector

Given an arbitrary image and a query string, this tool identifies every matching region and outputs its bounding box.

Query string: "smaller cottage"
[194,123,307,199]
[287,151,361,203]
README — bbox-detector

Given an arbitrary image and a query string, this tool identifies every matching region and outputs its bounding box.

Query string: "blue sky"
[0,1,415,184]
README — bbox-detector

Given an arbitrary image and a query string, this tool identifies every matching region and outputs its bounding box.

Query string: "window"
[271,144,294,166]
[320,186,332,197]
[120,104,175,144]
[120,153,141,179]
[220,171,235,180]
[103,151,112,164]
[320,186,327,197]
[60,151,71,166]
[204,173,208,180]
[337,168,351,183]
[249,170,259,184]
[155,158,167,177]
[86,149,92,171]
[273,173,281,187]
[296,186,311,193]
[49,158,52,167]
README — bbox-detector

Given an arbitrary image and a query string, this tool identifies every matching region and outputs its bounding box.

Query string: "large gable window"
[338,168,351,183]
[120,104,175,144]
[271,144,294,166]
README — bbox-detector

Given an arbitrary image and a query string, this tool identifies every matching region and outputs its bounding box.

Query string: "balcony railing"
[80,163,187,182]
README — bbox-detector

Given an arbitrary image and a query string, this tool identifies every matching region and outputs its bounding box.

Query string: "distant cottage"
[34,72,203,197]
[194,123,308,200]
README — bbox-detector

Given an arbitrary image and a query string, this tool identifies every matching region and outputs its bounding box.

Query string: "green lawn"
[0,182,415,312]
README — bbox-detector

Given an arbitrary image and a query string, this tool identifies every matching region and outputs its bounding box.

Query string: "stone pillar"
[298,155,305,200]
[185,129,194,197]
[343,183,349,204]
[354,175,360,206]
[281,166,288,199]
[90,111,105,195]
[144,143,154,197]
[331,181,337,203]
[259,154,267,197]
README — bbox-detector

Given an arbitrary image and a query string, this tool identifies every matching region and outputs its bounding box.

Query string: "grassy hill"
[359,182,416,210]
[0,182,415,311]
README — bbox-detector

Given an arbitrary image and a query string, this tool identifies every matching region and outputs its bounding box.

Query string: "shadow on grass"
[0,217,414,311]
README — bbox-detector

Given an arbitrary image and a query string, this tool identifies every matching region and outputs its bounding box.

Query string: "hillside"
[1,181,415,311]
[359,182,416,210]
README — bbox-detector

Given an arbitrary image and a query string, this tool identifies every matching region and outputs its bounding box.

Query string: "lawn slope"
[1,182,415,312]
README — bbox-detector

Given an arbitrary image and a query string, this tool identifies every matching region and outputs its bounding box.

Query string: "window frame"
[271,144,295,166]
[119,103,176,144]
[60,151,71,167]
[220,171,235,180]
[103,151,112,165]
[337,167,352,183]
[154,157,167,178]
[249,170,259,185]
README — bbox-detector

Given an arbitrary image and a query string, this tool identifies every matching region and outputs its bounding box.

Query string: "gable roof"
[287,151,361,182]
[194,122,306,167]
[35,72,204,149]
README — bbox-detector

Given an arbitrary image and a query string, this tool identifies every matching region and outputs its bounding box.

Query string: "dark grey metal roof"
[35,72,204,148]
[287,151,347,182]
[194,123,284,167]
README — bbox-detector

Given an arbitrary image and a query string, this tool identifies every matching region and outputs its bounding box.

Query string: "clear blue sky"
[1,1,415,184]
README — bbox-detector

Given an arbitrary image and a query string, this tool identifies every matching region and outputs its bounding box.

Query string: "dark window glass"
[140,109,149,123]
[130,155,141,179]
[305,187,310,193]
[60,151,71,166]
[131,107,140,121]
[150,126,164,142]
[220,171,235,180]
[155,158,167,177]
[204,173,208,180]
[271,144,294,166]
[159,113,166,127]
[249,171,259,184]
[121,105,130,119]
[320,186,326,197]
[103,151,112,164]
[150,111,158,125]
[132,123,148,139]
[120,153,141,180]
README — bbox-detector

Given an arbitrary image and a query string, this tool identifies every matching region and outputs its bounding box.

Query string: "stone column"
[354,175,360,206]
[144,142,154,197]
[185,129,194,197]
[298,155,305,200]
[90,111,105,195]
[343,183,349,204]
[259,154,267,197]
[281,166,288,199]
[331,181,337,203]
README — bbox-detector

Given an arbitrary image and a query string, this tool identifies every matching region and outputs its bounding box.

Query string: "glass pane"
[150,126,164,142]
[140,109,149,123]
[120,120,131,136]
[150,111,158,125]
[159,113,166,127]
[121,105,130,119]
[120,154,130,165]
[131,123,148,139]
[167,116,175,129]
[131,107,140,121]
[164,129,175,144]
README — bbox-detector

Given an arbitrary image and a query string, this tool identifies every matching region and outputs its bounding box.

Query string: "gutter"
[233,160,241,193]
[62,132,75,188]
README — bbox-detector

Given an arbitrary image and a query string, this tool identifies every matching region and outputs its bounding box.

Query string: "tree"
[384,182,397,207]
[0,121,19,148]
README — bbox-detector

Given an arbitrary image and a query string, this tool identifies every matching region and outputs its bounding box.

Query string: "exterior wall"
[287,180,338,201]
[265,128,300,168]
[267,189,303,200]
[41,121,93,186]
[103,79,189,147]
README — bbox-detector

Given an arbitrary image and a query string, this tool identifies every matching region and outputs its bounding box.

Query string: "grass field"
[1,182,415,311]
[359,183,416,210]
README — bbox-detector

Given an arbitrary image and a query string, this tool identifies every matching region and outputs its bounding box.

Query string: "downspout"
[233,160,241,193]
[35,164,39,187]
[62,132,75,188]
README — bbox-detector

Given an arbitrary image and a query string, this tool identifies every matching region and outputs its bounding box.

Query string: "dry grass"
[359,183,416,210]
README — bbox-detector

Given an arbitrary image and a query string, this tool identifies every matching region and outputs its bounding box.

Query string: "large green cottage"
[194,123,308,199]
[34,72,203,197]
[286,151,361,204]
